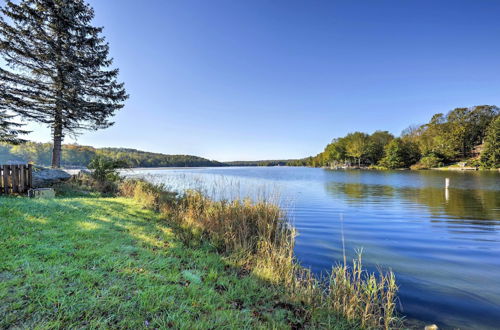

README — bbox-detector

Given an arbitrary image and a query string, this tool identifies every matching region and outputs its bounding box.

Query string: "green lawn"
[0,196,344,329]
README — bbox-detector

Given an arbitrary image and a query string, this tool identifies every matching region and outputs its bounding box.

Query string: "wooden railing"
[0,164,32,195]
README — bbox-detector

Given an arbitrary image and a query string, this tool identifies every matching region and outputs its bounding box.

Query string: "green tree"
[323,138,347,166]
[0,0,127,168]
[0,110,28,144]
[417,113,459,161]
[345,132,370,167]
[367,130,394,164]
[466,105,499,149]
[379,138,420,169]
[446,107,470,158]
[480,116,500,168]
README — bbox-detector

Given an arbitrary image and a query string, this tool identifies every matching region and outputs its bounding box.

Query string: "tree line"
[0,142,225,168]
[226,160,293,167]
[0,141,304,168]
[298,105,499,169]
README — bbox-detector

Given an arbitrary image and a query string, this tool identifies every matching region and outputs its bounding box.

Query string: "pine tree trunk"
[51,111,63,168]
[51,26,64,169]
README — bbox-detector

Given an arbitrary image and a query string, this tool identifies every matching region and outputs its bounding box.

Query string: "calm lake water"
[126,167,500,329]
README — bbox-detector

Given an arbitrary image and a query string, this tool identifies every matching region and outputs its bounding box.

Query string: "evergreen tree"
[0,110,28,144]
[0,0,127,167]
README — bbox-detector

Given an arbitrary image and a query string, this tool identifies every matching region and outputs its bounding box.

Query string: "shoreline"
[58,165,499,179]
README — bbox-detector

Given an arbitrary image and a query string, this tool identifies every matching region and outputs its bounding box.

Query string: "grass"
[1,174,401,329]
[118,179,401,329]
[0,195,354,329]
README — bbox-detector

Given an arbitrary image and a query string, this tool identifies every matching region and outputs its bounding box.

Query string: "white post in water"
[445,178,450,202]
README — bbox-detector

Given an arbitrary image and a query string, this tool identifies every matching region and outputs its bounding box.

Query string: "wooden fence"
[0,164,32,195]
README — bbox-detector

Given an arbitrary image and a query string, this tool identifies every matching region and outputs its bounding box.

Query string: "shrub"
[88,155,126,183]
[466,158,482,168]
[410,154,441,170]
[119,178,178,211]
[71,155,130,194]
[51,170,121,196]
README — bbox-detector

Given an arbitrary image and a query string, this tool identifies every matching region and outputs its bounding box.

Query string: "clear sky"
[23,0,500,161]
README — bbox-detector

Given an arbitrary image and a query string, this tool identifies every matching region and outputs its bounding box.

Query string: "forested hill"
[0,142,225,168]
[98,148,226,167]
[225,160,294,166]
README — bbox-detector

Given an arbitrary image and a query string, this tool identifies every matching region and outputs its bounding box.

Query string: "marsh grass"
[326,254,399,329]
[120,178,401,329]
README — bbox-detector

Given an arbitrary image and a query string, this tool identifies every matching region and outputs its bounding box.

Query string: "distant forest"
[226,160,293,166]
[302,105,499,169]
[0,142,302,168]
[0,143,226,168]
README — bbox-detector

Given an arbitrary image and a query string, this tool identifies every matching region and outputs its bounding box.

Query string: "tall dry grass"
[326,253,399,329]
[119,178,400,329]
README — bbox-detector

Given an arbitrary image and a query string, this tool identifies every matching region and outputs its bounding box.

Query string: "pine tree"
[0,110,28,144]
[0,0,127,167]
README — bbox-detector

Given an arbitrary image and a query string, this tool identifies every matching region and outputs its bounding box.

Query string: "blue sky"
[24,0,500,161]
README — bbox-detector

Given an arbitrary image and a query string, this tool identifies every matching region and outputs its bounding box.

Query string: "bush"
[50,172,116,196]
[88,155,126,183]
[410,154,441,170]
[119,178,178,211]
[53,155,127,196]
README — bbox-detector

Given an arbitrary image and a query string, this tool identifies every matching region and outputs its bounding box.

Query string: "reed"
[119,178,400,329]
[326,253,399,328]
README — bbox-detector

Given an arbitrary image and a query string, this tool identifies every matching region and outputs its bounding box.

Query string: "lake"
[125,167,500,329]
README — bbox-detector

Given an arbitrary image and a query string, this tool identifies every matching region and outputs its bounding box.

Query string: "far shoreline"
[59,165,499,174]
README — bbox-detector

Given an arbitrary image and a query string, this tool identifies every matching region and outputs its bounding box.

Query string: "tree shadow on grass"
[0,197,354,329]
